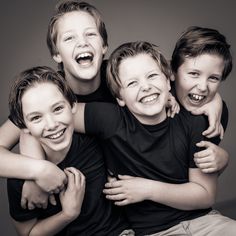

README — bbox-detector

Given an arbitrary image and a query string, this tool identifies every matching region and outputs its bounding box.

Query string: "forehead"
[21,83,64,110]
[119,54,161,77]
[56,11,97,32]
[183,53,224,73]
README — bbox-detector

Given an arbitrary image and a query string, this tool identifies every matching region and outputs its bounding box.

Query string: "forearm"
[0,146,44,179]
[146,179,216,210]
[28,212,75,236]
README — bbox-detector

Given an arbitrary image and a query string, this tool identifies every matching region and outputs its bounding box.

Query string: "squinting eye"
[127,81,137,87]
[148,73,158,79]
[64,36,74,42]
[87,32,97,37]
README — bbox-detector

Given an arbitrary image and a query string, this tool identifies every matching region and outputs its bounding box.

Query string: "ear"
[116,97,126,107]
[102,45,108,56]
[53,54,62,63]
[71,102,77,114]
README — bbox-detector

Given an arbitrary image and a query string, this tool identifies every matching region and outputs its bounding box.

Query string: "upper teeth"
[141,94,158,103]
[191,94,205,101]
[48,130,64,139]
[77,52,92,59]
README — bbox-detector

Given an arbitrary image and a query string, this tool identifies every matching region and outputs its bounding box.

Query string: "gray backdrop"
[0,1,235,235]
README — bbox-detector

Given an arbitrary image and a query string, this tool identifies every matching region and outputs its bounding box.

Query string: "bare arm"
[12,168,85,236]
[104,168,217,210]
[0,119,45,179]
[191,93,223,139]
[73,103,86,133]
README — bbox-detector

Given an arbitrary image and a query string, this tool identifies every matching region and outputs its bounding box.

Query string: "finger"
[103,187,123,195]
[105,180,122,188]
[64,169,75,190]
[107,175,117,183]
[194,149,211,159]
[200,167,217,174]
[49,194,57,206]
[118,175,133,180]
[21,197,27,209]
[114,199,129,206]
[167,108,171,117]
[202,124,216,136]
[196,140,212,148]
[28,202,36,210]
[196,162,214,170]
[105,193,125,201]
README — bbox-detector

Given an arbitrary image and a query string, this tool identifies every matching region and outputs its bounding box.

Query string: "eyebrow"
[25,101,66,119]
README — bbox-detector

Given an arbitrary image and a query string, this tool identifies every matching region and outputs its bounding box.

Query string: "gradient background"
[0,0,235,234]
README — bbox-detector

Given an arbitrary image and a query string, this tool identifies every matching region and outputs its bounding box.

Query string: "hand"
[35,160,67,194]
[103,175,151,206]
[21,180,56,210]
[191,93,223,139]
[60,167,85,220]
[194,141,229,173]
[166,93,180,118]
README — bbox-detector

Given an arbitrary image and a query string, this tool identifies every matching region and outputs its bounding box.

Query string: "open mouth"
[45,129,66,140]
[75,52,94,65]
[140,94,159,104]
[188,93,206,103]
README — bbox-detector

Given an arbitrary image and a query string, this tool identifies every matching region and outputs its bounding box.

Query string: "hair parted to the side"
[9,66,76,129]
[47,0,108,57]
[106,41,171,99]
[171,26,233,80]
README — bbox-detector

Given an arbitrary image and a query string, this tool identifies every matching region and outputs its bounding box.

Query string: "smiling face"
[22,82,76,155]
[53,11,107,88]
[173,54,224,111]
[117,53,170,125]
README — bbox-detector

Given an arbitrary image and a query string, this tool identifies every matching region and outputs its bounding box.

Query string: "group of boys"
[1,0,236,235]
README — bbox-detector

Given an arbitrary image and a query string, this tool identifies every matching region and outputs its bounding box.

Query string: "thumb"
[118,174,133,180]
[196,140,211,148]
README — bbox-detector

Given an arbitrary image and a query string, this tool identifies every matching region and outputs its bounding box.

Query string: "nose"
[196,78,208,92]
[140,79,151,92]
[76,35,88,48]
[45,115,58,131]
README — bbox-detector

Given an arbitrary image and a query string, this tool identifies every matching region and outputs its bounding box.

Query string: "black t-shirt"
[7,133,127,235]
[84,102,221,235]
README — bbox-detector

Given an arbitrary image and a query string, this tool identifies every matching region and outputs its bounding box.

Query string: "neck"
[42,142,71,165]
[65,71,101,95]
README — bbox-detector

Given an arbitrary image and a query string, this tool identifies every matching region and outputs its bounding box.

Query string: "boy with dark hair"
[171,26,232,173]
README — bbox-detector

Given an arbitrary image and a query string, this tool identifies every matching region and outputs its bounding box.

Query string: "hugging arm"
[104,168,217,210]
[191,93,224,139]
[0,119,52,181]
[12,168,85,236]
